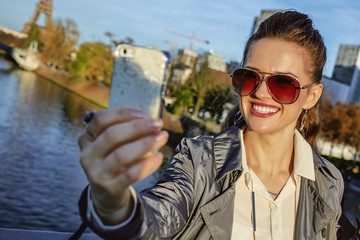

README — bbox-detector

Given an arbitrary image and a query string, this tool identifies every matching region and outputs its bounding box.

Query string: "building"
[176,49,198,69]
[169,49,198,86]
[0,26,28,47]
[196,51,227,73]
[22,0,53,34]
[332,44,360,103]
[210,69,231,85]
[322,76,350,104]
[207,52,227,72]
[227,61,240,75]
[250,10,283,35]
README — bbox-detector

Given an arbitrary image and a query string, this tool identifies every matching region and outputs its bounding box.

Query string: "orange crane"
[159,28,210,51]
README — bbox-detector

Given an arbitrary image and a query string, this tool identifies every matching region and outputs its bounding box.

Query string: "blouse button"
[321,228,327,238]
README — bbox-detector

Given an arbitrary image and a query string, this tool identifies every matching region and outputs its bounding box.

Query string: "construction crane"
[164,40,183,56]
[159,28,210,51]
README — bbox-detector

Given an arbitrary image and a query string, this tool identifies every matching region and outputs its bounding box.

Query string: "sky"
[1,0,360,77]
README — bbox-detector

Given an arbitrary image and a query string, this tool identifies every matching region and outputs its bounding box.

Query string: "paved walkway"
[0,228,101,240]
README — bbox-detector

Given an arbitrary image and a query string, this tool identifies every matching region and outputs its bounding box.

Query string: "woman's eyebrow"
[244,65,299,79]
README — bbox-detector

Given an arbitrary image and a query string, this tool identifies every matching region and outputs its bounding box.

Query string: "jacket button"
[321,228,327,238]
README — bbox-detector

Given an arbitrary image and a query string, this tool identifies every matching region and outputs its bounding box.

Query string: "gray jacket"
[81,124,344,240]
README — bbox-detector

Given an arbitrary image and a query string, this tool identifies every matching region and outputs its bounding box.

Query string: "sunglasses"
[231,68,314,104]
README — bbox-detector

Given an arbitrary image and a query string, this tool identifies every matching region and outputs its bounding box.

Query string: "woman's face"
[240,38,323,135]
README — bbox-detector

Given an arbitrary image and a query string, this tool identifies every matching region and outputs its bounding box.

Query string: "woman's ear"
[304,83,323,109]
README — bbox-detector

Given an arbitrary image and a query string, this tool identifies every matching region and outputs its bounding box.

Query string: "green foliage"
[67,42,113,85]
[170,62,215,115]
[23,23,41,49]
[203,84,234,122]
[170,85,195,114]
[170,63,234,119]
[187,62,215,117]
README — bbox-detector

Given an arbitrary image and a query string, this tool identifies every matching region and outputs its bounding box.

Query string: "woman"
[76,11,343,239]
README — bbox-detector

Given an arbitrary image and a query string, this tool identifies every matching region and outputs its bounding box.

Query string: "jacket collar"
[213,121,337,182]
[213,122,243,182]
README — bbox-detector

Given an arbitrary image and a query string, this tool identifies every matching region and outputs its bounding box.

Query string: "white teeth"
[253,104,278,114]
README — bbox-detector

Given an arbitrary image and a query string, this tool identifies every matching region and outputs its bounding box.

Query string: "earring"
[234,110,243,124]
[299,109,308,137]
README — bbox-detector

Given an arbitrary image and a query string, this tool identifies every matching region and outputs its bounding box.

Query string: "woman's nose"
[253,80,272,99]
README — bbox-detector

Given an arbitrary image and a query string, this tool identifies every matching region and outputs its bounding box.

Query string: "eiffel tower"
[21,0,53,34]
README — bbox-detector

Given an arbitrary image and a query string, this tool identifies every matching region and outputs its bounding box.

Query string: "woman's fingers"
[107,152,165,196]
[78,108,145,150]
[81,118,164,170]
[85,130,168,183]
[88,108,145,138]
[101,130,169,177]
[90,152,164,213]
[78,107,168,215]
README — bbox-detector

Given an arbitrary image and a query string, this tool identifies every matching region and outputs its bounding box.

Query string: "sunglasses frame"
[231,68,314,104]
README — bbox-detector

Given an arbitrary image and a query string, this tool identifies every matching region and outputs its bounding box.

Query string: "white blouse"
[231,130,315,240]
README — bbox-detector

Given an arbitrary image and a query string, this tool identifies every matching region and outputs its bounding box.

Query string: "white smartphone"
[109,44,171,119]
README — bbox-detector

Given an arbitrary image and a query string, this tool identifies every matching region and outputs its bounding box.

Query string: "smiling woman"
[236,38,323,139]
[74,10,346,240]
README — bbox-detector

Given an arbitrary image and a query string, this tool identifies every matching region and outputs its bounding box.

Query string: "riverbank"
[34,65,194,134]
[35,66,110,109]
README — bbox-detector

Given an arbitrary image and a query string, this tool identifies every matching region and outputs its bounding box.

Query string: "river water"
[0,57,168,233]
[0,59,101,232]
[0,57,359,234]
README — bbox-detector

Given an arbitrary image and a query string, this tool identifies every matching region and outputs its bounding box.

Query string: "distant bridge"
[0,41,40,71]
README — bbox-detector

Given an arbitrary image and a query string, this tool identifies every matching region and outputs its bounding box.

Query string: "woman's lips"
[250,102,280,117]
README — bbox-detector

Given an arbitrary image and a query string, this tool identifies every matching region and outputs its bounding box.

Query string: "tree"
[67,42,113,86]
[23,23,41,49]
[170,85,195,114]
[40,18,79,69]
[340,104,360,154]
[104,32,134,49]
[320,96,360,157]
[203,84,234,122]
[170,63,222,118]
[187,62,215,119]
[321,101,343,155]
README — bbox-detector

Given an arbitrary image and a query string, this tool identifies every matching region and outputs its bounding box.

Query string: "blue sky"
[1,0,359,77]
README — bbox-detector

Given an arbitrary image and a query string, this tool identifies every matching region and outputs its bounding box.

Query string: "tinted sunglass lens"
[235,69,258,96]
[268,76,298,104]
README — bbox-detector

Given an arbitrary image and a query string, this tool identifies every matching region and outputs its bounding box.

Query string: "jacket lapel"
[295,151,340,239]
[200,186,235,240]
[198,123,243,239]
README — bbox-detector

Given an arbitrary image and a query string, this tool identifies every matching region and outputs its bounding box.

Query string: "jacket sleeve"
[324,158,345,240]
[331,176,344,240]
[79,137,201,240]
[336,171,344,238]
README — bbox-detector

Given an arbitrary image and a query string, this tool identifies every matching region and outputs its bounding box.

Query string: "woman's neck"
[243,129,295,176]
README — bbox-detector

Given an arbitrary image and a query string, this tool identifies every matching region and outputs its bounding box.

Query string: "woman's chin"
[244,117,282,135]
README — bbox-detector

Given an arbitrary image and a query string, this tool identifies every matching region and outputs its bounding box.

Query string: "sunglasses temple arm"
[299,84,314,89]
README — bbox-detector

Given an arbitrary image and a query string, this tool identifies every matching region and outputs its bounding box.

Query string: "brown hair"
[222,10,326,149]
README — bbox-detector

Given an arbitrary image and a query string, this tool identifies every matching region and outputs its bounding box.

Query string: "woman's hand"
[78,108,169,225]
